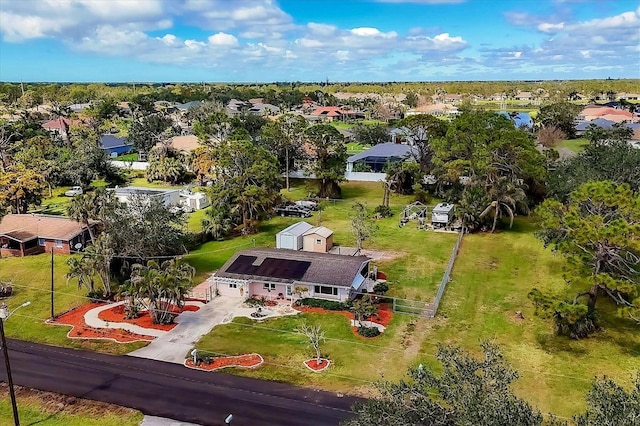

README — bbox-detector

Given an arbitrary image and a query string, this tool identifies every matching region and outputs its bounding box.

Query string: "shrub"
[87,289,105,303]
[373,205,393,218]
[357,326,381,337]
[299,298,350,311]
[373,282,389,294]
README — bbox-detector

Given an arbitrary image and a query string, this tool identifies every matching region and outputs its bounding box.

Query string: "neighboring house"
[444,94,463,104]
[346,142,416,173]
[100,134,133,157]
[405,103,459,117]
[248,103,280,115]
[0,214,95,257]
[109,187,180,207]
[310,106,355,122]
[213,248,372,302]
[175,101,202,112]
[42,117,81,143]
[276,221,314,251]
[514,91,533,101]
[302,226,333,253]
[69,103,91,113]
[166,135,201,154]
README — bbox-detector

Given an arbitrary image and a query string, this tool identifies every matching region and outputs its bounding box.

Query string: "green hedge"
[299,298,351,311]
[357,326,381,337]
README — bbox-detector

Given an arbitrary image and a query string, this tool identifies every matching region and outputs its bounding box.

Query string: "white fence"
[429,227,465,317]
[288,170,386,182]
[111,160,149,170]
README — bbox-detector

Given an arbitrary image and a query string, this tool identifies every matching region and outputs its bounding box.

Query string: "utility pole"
[0,315,19,426]
[50,248,54,320]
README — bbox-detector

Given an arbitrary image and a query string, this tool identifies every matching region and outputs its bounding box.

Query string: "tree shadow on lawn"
[535,312,640,357]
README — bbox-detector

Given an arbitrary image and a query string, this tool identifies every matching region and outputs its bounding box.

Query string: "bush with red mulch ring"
[184,354,263,371]
[98,303,199,331]
[304,358,331,372]
[48,303,153,343]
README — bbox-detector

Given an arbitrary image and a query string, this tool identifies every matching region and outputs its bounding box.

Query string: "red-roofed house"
[0,214,96,257]
[42,117,82,143]
[311,107,355,122]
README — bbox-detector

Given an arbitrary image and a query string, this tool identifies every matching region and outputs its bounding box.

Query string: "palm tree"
[201,207,234,240]
[480,178,528,233]
[67,193,96,243]
[128,259,195,325]
[66,256,99,294]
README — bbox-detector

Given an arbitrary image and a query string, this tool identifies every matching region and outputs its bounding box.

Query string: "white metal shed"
[276,221,314,250]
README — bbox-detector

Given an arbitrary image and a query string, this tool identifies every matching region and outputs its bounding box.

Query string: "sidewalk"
[127,295,243,363]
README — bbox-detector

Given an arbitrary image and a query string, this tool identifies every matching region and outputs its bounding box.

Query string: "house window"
[38,238,45,246]
[263,283,276,290]
[316,239,321,245]
[286,286,292,296]
[55,240,63,248]
[314,285,338,296]
[229,283,237,289]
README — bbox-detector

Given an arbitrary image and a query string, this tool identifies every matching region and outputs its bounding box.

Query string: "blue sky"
[1,0,638,82]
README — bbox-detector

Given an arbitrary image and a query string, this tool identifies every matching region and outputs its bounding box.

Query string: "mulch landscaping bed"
[48,303,154,343]
[304,358,331,372]
[184,353,264,371]
[98,304,200,332]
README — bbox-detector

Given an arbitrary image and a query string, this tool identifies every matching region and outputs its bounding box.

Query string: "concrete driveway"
[128,295,243,363]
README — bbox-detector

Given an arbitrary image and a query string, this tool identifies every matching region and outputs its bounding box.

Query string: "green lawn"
[0,254,147,354]
[419,218,640,417]
[113,153,138,161]
[33,187,74,215]
[346,142,369,154]
[191,189,639,418]
[0,393,143,426]
[557,137,589,153]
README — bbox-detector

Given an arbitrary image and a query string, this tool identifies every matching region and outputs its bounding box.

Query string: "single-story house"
[276,221,314,251]
[248,103,280,115]
[302,226,333,253]
[310,107,356,121]
[347,142,417,173]
[109,187,180,207]
[165,135,201,154]
[42,117,82,142]
[0,214,95,257]
[405,103,459,117]
[213,248,372,302]
[100,134,133,157]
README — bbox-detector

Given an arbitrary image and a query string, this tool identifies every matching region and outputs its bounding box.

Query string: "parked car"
[274,204,312,218]
[294,200,318,210]
[64,186,83,197]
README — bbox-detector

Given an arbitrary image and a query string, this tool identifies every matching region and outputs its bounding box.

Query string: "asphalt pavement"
[3,339,361,426]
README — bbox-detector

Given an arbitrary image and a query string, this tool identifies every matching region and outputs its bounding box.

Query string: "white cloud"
[407,32,467,52]
[0,0,166,42]
[208,32,239,47]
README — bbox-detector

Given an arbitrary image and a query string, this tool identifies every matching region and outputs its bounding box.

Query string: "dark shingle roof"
[348,142,416,163]
[216,248,370,287]
[100,134,130,149]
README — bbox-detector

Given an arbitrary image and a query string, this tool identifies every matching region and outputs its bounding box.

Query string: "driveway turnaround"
[128,295,243,363]
[6,339,360,426]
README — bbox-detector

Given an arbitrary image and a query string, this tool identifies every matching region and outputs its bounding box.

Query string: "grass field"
[420,218,640,417]
[191,184,639,418]
[0,254,147,354]
[0,389,143,426]
[557,137,589,153]
[113,153,138,161]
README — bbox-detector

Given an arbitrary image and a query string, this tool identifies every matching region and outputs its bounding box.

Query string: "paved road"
[4,340,360,426]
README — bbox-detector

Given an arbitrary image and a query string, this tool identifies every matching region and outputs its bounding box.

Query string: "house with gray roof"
[347,142,417,173]
[213,248,372,301]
